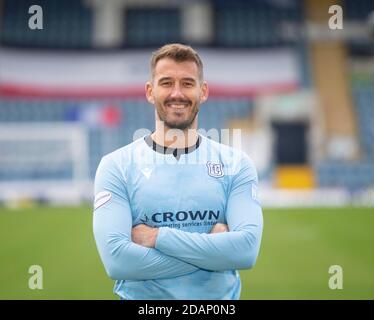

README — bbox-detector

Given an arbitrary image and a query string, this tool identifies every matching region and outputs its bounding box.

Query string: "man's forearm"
[131,223,228,249]
[154,225,262,271]
[131,217,261,272]
[153,199,263,272]
[93,195,199,281]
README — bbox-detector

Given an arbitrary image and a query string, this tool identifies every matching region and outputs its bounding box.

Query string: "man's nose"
[169,83,184,99]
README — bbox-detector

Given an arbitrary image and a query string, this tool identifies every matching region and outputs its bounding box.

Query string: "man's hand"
[210,223,229,234]
[132,224,159,248]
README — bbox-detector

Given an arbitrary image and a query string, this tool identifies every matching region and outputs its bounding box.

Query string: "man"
[93,43,263,300]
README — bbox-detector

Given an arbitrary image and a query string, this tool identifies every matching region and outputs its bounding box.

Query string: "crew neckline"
[144,133,201,160]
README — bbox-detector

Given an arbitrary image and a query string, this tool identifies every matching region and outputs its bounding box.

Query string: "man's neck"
[151,128,198,149]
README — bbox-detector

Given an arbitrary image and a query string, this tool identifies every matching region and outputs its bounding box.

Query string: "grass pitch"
[0,206,373,299]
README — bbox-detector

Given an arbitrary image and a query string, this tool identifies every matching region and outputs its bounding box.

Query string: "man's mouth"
[165,101,190,109]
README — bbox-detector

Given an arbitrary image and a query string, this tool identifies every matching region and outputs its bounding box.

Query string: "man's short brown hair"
[150,43,204,82]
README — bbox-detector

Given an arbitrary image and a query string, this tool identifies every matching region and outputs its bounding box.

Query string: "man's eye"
[183,82,194,87]
[161,82,172,86]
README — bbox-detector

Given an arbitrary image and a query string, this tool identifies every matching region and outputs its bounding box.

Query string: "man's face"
[146,58,208,130]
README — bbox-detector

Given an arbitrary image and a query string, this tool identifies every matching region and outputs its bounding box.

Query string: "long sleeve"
[154,154,263,271]
[93,155,199,281]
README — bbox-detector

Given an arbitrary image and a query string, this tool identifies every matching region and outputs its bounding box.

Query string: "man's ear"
[200,81,209,104]
[145,81,155,104]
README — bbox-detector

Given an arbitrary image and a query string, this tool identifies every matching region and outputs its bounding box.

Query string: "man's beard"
[156,100,199,130]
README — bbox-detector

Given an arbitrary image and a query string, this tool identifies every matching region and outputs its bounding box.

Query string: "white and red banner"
[0,48,299,98]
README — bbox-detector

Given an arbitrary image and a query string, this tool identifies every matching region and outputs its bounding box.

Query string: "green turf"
[0,206,373,299]
[240,207,374,299]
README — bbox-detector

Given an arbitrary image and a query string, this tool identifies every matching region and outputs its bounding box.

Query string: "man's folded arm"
[93,155,199,281]
[154,155,264,272]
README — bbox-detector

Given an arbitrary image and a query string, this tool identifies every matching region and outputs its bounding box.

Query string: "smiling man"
[93,43,263,300]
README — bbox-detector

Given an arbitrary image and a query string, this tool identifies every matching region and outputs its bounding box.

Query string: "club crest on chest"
[206,161,224,178]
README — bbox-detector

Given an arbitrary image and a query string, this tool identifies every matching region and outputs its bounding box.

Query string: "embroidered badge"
[206,161,224,178]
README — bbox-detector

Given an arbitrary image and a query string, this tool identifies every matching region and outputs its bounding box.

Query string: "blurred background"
[0,0,373,299]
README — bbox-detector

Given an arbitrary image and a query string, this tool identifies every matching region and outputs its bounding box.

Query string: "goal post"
[0,122,91,204]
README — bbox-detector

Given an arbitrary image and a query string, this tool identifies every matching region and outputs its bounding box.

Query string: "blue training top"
[93,134,263,300]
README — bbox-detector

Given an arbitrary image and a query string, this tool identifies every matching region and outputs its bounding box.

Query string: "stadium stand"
[126,8,181,46]
[0,98,253,180]
[0,0,373,204]
[214,0,303,47]
[0,0,93,48]
[343,0,374,21]
[353,87,374,159]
